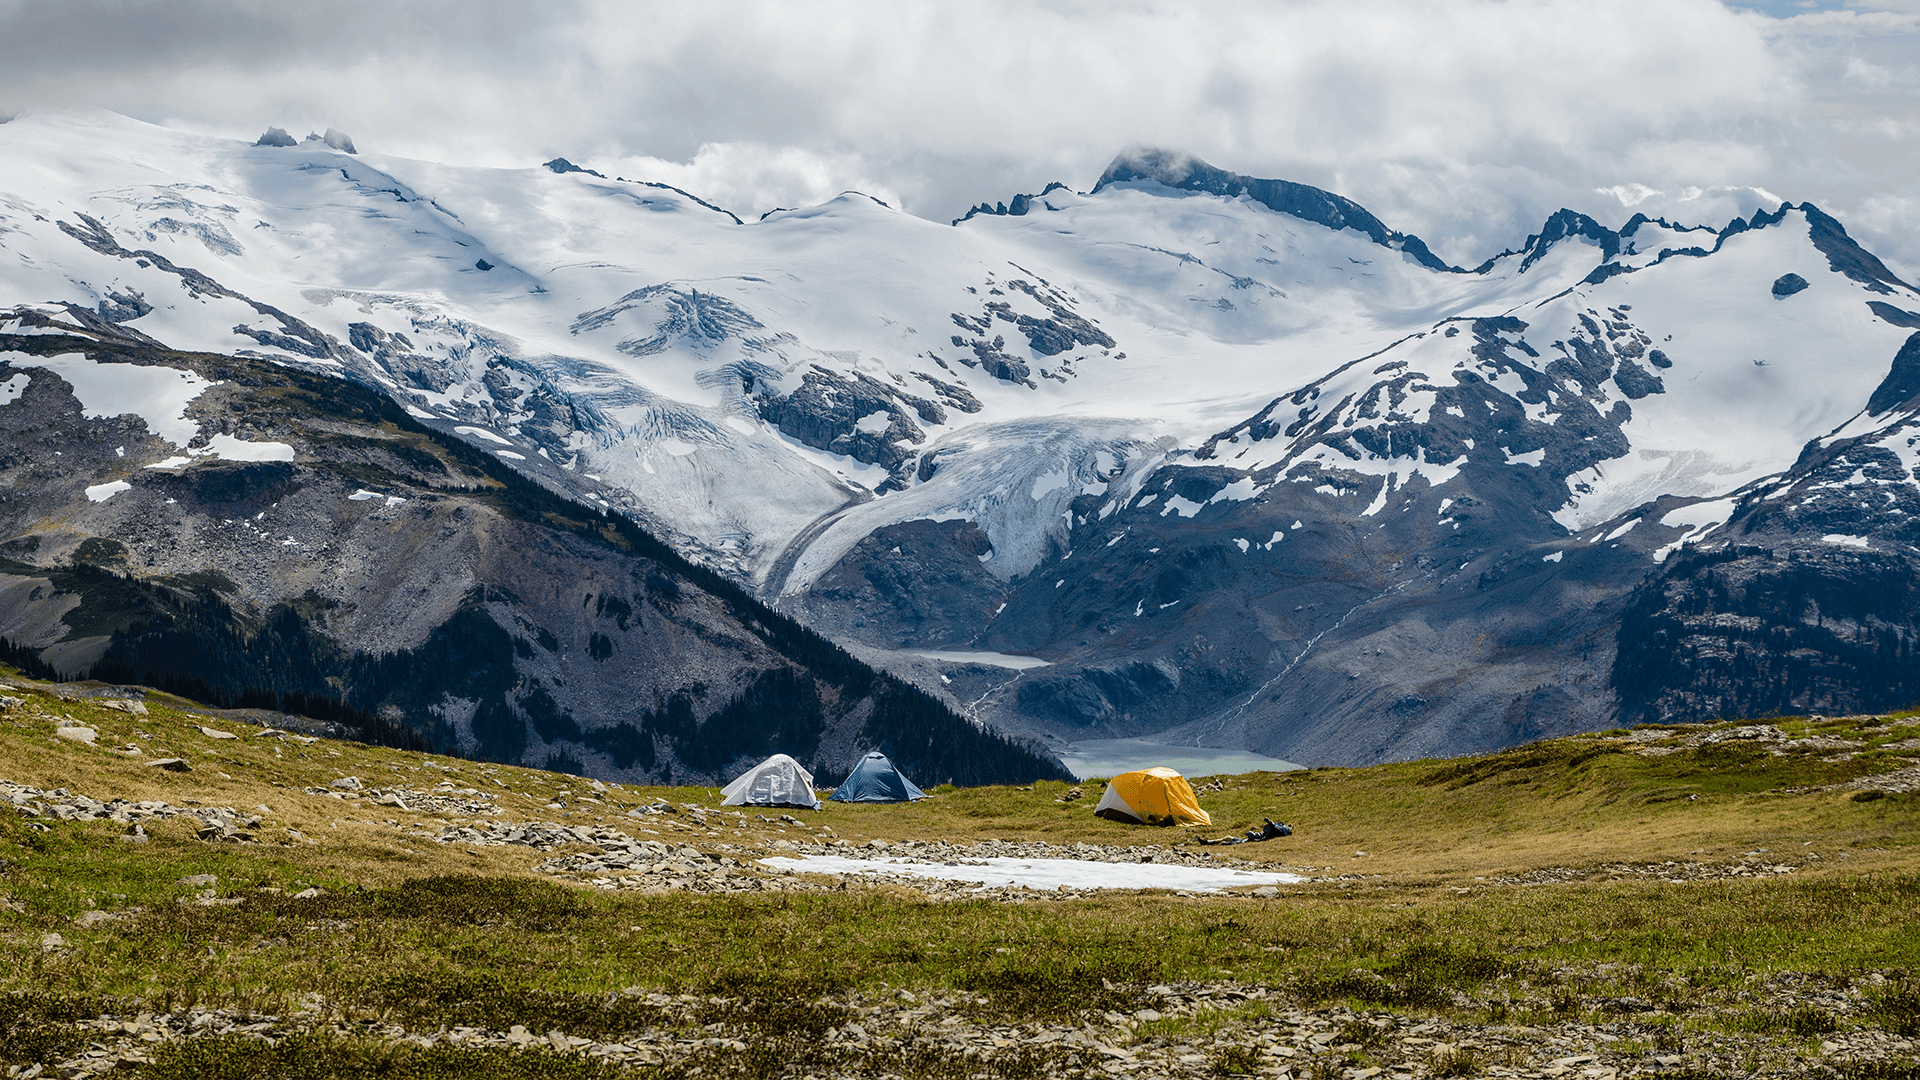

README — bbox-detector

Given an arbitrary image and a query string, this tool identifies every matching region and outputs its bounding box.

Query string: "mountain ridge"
[4,109,1920,769]
[0,310,1068,787]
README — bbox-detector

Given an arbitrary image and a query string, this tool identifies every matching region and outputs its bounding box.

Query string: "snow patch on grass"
[761,853,1305,893]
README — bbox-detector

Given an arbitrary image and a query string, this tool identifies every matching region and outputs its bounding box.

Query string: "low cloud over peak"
[0,0,1915,275]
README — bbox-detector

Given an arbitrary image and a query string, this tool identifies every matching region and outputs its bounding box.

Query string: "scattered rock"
[198,726,238,740]
[1,971,1911,1077]
[4,778,246,834]
[54,725,97,744]
[147,758,192,772]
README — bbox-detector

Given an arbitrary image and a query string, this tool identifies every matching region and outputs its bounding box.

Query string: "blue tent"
[829,752,929,803]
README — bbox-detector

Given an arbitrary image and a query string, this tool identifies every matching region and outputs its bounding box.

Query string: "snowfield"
[7,109,1920,763]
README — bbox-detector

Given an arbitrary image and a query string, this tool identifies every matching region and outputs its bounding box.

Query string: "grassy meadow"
[1,667,1917,1077]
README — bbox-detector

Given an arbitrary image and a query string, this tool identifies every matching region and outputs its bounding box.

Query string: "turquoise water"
[1055,738,1304,780]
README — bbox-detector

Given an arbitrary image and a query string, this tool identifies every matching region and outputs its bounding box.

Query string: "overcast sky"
[2,0,1916,275]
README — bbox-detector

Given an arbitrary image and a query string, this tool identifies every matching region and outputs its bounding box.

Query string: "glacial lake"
[1055,738,1305,780]
[907,649,1051,670]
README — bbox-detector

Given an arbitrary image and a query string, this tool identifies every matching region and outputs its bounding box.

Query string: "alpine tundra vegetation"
[0,669,1916,1077]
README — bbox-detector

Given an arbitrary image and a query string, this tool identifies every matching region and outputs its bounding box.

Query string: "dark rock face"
[948,332,1031,386]
[0,327,1067,788]
[1867,333,1920,416]
[992,279,1115,357]
[1868,301,1920,329]
[1611,360,1665,400]
[347,321,460,393]
[1773,273,1810,298]
[231,323,331,358]
[154,461,303,514]
[253,127,296,148]
[1521,209,1621,271]
[794,519,1005,649]
[754,367,942,478]
[1803,204,1916,296]
[96,289,151,323]
[1015,661,1184,735]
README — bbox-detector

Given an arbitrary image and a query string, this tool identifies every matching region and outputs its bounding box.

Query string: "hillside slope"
[0,316,1066,787]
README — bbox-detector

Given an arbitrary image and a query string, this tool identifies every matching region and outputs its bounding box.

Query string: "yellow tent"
[1092,767,1211,827]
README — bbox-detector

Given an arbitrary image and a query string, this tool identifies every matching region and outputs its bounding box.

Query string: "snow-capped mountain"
[4,108,1918,767]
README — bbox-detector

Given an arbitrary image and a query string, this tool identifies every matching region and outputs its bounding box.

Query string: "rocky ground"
[9,972,1918,1078]
[10,770,1886,903]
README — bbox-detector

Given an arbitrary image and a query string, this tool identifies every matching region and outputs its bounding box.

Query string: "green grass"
[10,857,1919,1026]
[2,668,1919,1074]
[133,1033,633,1080]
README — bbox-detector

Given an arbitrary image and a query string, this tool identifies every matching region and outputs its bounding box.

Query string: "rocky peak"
[1518,209,1620,272]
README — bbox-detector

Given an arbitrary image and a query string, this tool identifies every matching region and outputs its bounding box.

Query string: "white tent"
[720,753,820,809]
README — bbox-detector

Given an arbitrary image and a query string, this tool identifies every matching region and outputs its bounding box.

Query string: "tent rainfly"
[829,751,929,803]
[720,753,820,809]
[1092,767,1212,827]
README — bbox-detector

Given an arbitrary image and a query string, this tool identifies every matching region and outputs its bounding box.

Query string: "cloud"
[1599,185,1666,208]
[0,0,1915,273]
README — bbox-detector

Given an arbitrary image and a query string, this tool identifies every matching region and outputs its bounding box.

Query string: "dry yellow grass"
[5,672,1918,891]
